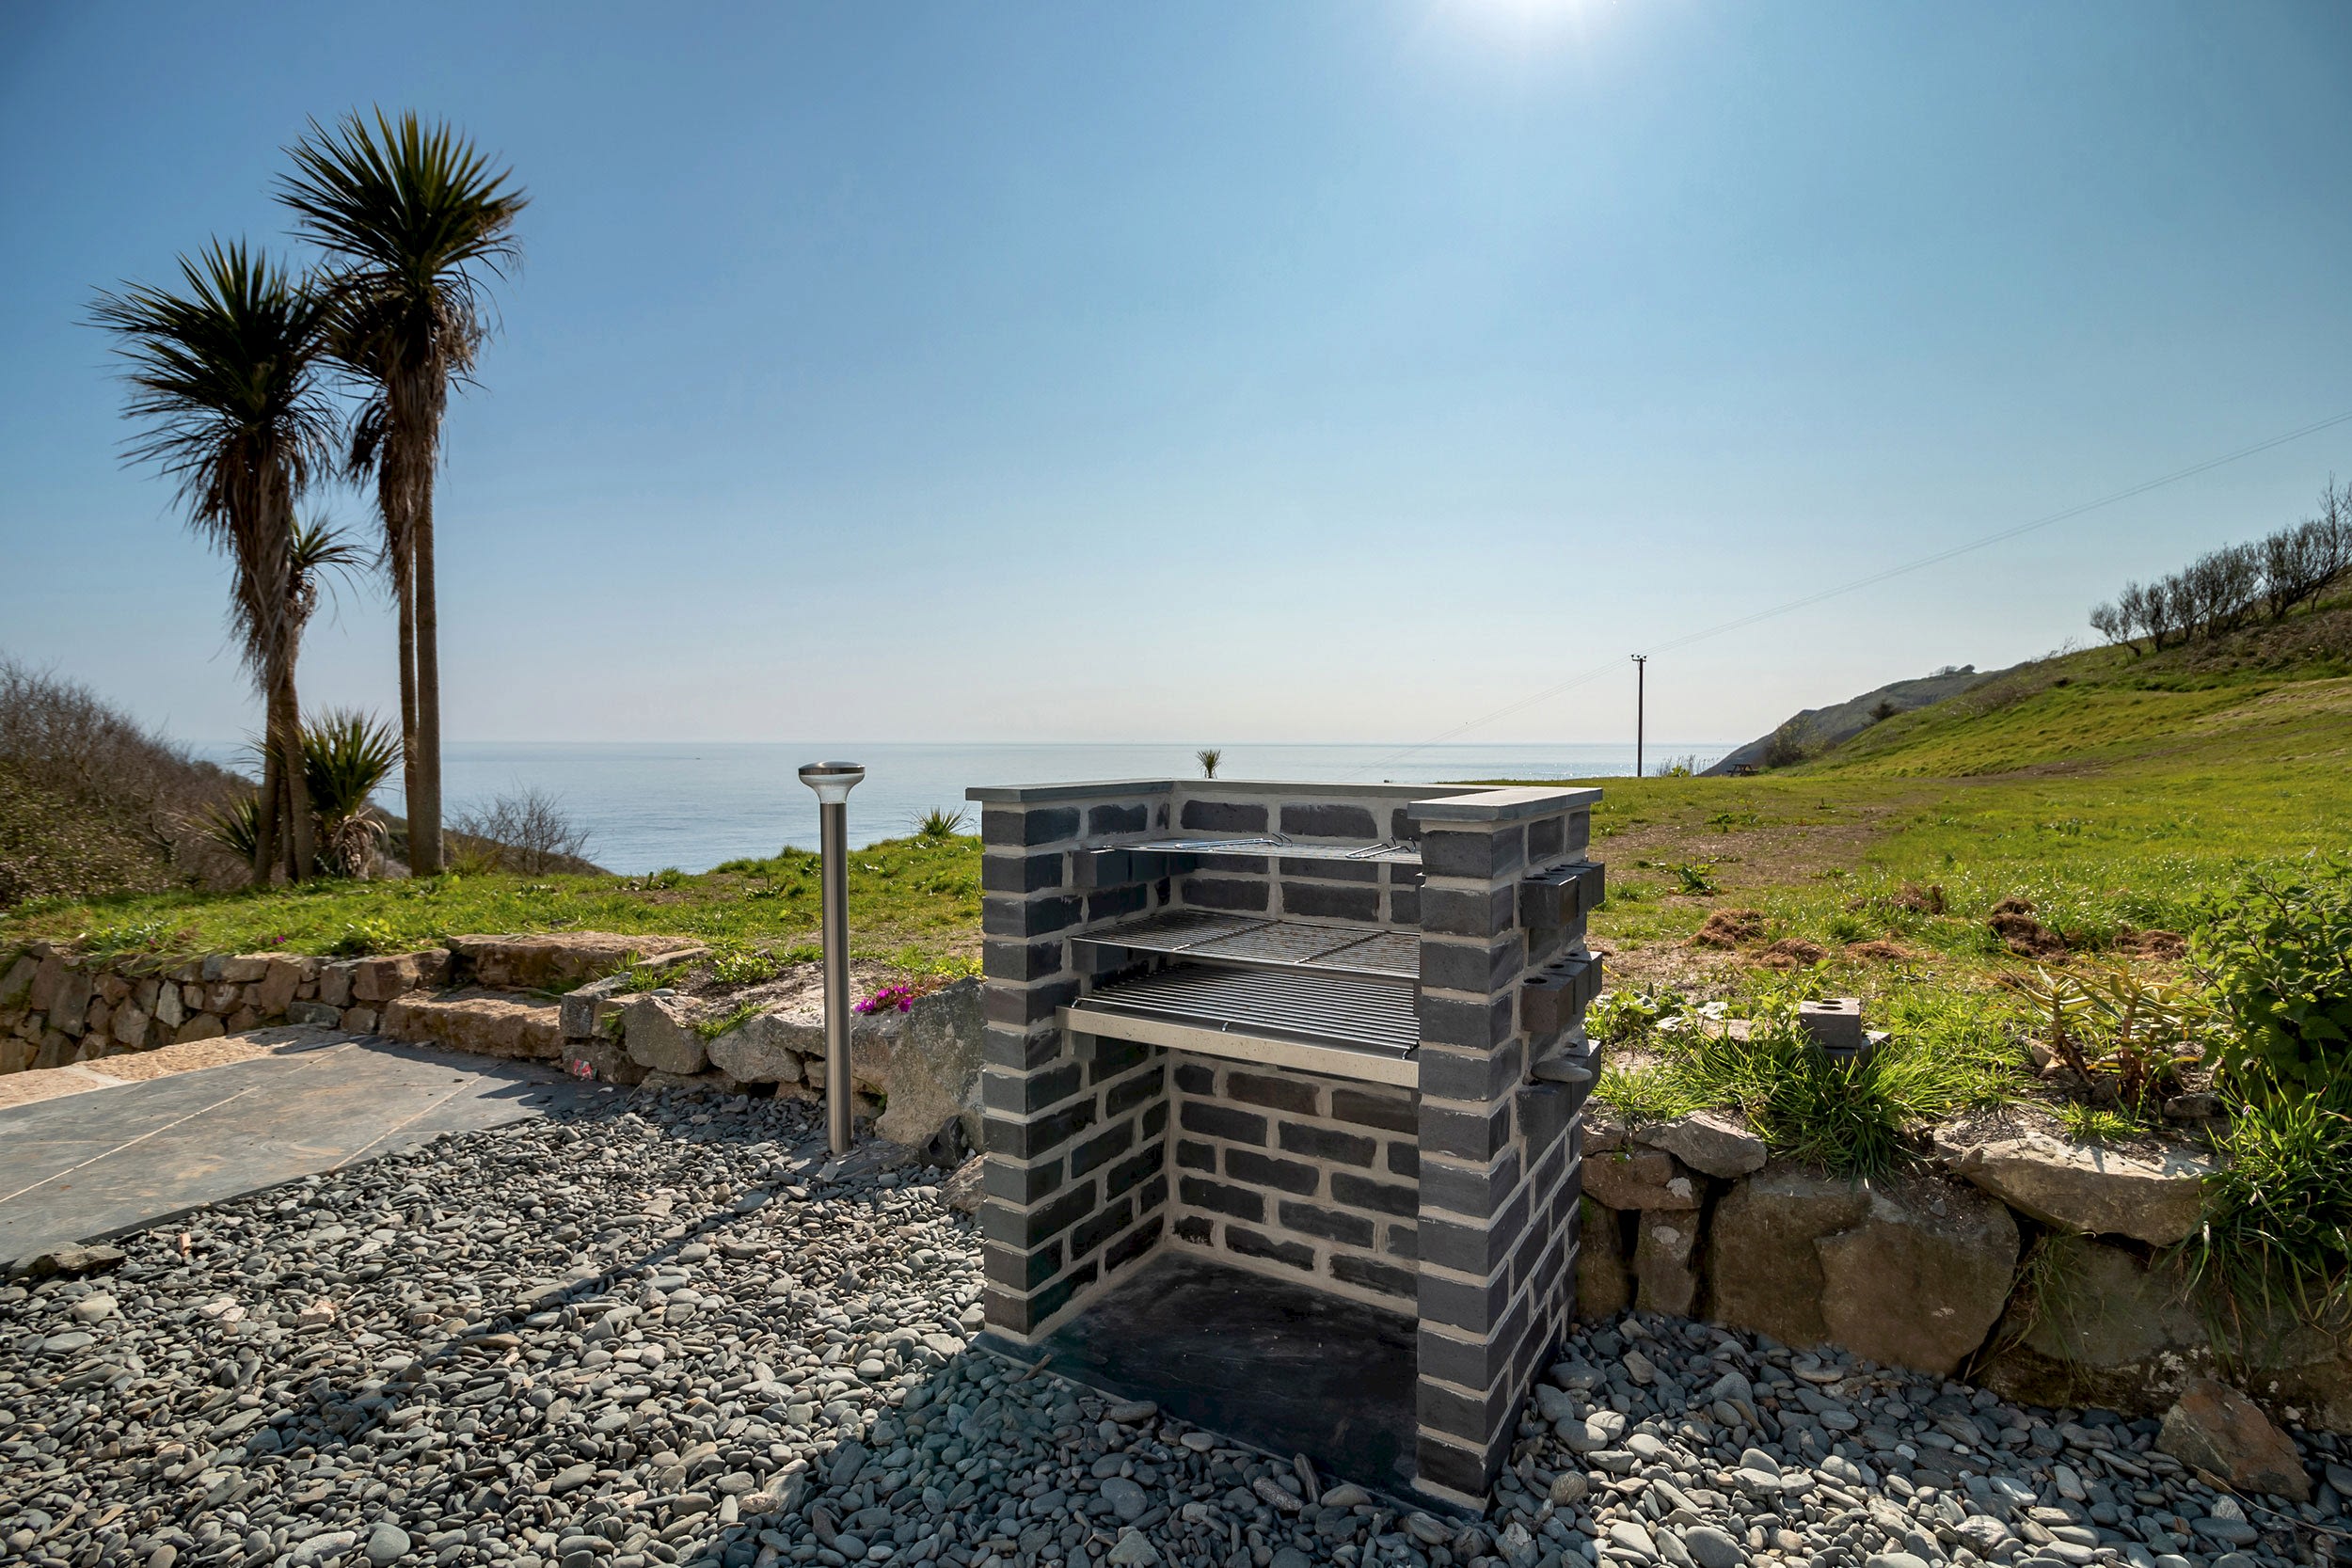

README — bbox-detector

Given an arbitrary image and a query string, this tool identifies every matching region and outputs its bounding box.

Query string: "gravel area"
[5,1093,2349,1568]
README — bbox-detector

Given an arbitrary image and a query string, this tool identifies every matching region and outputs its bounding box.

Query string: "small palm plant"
[1197,748,1222,780]
[304,708,401,876]
[914,806,969,842]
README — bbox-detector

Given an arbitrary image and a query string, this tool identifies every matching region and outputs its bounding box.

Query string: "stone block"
[2159,1378,2311,1500]
[1581,1147,1699,1211]
[287,1000,342,1027]
[341,1006,379,1035]
[174,1014,226,1045]
[1814,1178,2019,1376]
[1634,1212,1700,1315]
[215,956,269,983]
[450,932,705,990]
[1949,1133,2211,1245]
[109,1003,150,1046]
[622,993,707,1075]
[316,962,356,1008]
[1636,1110,1767,1178]
[1705,1163,1873,1348]
[1976,1233,2207,1415]
[0,955,35,1010]
[1577,1198,1631,1318]
[254,958,303,1018]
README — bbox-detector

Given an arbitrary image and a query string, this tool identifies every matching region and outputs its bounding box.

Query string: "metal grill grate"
[1081,965,1419,1057]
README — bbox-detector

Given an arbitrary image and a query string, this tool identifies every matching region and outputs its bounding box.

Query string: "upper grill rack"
[1073,911,1420,980]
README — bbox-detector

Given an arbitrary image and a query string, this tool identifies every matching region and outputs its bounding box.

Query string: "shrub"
[2009,964,2210,1113]
[450,787,595,875]
[2180,1093,2352,1335]
[913,806,968,842]
[2191,860,2352,1102]
[1196,748,1222,780]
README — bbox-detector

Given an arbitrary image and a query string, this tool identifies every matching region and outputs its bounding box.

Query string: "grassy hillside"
[1579,594,2352,976]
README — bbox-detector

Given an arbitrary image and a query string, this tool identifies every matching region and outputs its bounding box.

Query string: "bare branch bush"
[449,786,594,874]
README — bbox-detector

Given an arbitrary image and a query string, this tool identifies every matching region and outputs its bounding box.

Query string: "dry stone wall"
[1579,1110,2352,1434]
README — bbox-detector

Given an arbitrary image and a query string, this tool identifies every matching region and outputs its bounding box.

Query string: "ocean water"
[194,740,1725,875]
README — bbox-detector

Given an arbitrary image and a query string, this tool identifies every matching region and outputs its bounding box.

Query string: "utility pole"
[1631,655,1647,779]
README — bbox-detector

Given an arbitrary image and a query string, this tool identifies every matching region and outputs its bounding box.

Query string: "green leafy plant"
[1585,987,1690,1047]
[707,946,781,987]
[2010,963,2209,1112]
[1197,748,1222,780]
[2191,860,2352,1102]
[2055,1102,2142,1146]
[302,708,399,877]
[694,1000,761,1040]
[199,796,263,863]
[331,916,402,957]
[1672,862,1720,895]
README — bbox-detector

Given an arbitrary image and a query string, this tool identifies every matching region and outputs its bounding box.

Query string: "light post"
[798,761,866,1155]
[1631,655,1647,779]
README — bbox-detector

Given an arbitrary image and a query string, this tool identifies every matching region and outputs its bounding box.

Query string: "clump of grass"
[2179,1093,2352,1338]
[1593,977,2024,1177]
[1672,863,1720,895]
[693,1000,762,1040]
[707,945,782,987]
[913,806,969,842]
[2054,1102,2143,1146]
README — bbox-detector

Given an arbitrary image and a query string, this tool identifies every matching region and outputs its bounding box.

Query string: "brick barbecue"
[968,778,1605,1510]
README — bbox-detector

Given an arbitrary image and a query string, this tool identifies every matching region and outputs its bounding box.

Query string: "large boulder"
[381,990,562,1060]
[2159,1378,2312,1500]
[1638,1111,1767,1178]
[1950,1134,2210,1245]
[1815,1178,2020,1376]
[1975,1234,2207,1415]
[1584,1147,1702,1212]
[706,1010,820,1085]
[872,978,984,1154]
[623,993,708,1076]
[451,933,706,991]
[1706,1164,1873,1348]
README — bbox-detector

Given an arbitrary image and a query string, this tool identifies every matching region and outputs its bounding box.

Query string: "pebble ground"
[4,1093,2347,1568]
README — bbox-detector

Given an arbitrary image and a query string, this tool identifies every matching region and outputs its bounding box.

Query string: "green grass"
[0,832,983,967]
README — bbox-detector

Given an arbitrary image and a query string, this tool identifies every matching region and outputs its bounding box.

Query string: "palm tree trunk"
[411,498,443,876]
[254,738,281,886]
[392,555,425,874]
[279,657,314,880]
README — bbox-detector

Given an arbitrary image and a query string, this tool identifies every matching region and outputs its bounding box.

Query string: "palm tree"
[90,242,338,882]
[277,109,527,876]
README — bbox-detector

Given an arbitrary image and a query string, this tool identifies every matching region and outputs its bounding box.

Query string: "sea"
[192,741,1725,876]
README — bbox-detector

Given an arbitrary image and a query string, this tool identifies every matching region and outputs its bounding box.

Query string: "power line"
[1349,405,2352,779]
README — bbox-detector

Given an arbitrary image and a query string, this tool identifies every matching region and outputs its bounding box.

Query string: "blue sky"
[4,2,2350,749]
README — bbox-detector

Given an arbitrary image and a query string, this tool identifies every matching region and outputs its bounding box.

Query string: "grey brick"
[1279,802,1378,839]
[1416,1039,1525,1102]
[1417,1292,1529,1397]
[1105,1141,1166,1199]
[1388,887,1421,926]
[981,1179,1097,1250]
[983,895,1084,938]
[1418,1267,1510,1335]
[1282,881,1378,922]
[1387,1224,1418,1260]
[1089,803,1150,834]
[1419,992,1516,1049]
[1420,826,1525,879]
[1086,884,1150,923]
[982,1098,1096,1160]
[982,1024,1062,1071]
[1330,1088,1418,1134]
[1330,1171,1418,1217]
[983,976,1079,1026]
[1279,857,1379,883]
[1173,1214,1213,1244]
[1104,1064,1164,1117]
[1179,1177,1263,1223]
[1176,1139,1216,1172]
[1527,814,1564,863]
[1227,1071,1317,1115]
[1183,877,1269,912]
[983,1238,1062,1291]
[982,1155,1063,1206]
[1419,935,1525,995]
[980,1062,1085,1116]
[1330,1254,1416,1300]
[1069,1119,1136,1179]
[1419,1101,1513,1162]
[1277,1200,1375,1248]
[1089,1035,1154,1082]
[982,852,1063,894]
[1143,1101,1168,1137]
[1226,1149,1319,1195]
[1105,1214,1162,1273]
[1173,1062,1216,1094]
[1387,1140,1420,1178]
[1420,1148,1521,1220]
[1418,1188,1528,1275]
[1179,1101,1266,1146]
[1277,1121,1375,1166]
[1181,800,1267,832]
[1069,1196,1134,1259]
[983,806,1080,847]
[1420,882,1515,938]
[1414,1430,1507,1500]
[1225,1227,1314,1272]
[983,939,1065,982]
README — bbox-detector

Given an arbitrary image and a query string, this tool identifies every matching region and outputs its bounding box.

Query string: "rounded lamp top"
[797,760,866,804]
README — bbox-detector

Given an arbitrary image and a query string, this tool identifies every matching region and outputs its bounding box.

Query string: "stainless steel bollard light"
[798,761,866,1155]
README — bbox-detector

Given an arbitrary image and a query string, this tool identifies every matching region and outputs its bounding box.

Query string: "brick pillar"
[972,786,1177,1340]
[1407,787,1600,1509]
